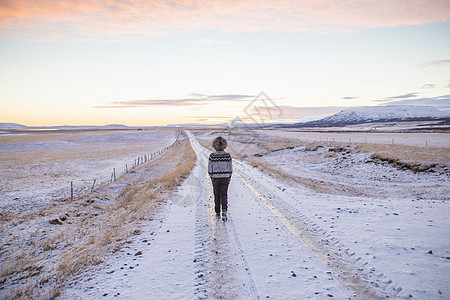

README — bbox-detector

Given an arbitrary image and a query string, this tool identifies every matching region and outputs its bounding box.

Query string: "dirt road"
[62,131,401,299]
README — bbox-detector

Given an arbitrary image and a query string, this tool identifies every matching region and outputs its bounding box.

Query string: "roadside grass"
[0,131,196,299]
[354,143,449,166]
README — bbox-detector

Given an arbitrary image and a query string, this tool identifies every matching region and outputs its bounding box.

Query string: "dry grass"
[0,131,196,299]
[355,143,450,165]
[253,139,449,166]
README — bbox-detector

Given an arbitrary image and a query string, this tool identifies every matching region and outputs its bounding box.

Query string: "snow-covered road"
[62,131,448,299]
[187,131,353,299]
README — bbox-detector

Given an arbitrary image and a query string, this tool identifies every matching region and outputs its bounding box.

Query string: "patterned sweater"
[208,151,233,178]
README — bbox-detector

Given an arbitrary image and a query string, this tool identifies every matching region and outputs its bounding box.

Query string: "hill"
[288,105,449,127]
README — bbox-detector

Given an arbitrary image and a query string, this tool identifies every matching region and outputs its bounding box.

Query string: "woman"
[208,136,232,221]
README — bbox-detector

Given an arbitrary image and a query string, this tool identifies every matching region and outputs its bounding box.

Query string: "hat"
[212,136,227,151]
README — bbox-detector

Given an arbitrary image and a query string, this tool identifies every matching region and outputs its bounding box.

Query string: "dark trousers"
[211,178,230,214]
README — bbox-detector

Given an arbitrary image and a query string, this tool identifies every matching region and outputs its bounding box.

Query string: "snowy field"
[0,129,189,299]
[0,129,178,213]
[257,128,450,148]
[61,129,449,299]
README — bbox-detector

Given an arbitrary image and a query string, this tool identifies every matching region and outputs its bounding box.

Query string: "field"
[1,127,449,299]
[0,129,178,213]
[191,128,450,298]
[0,129,196,299]
[194,128,450,200]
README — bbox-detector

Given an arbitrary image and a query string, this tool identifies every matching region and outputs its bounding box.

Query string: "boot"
[222,210,227,221]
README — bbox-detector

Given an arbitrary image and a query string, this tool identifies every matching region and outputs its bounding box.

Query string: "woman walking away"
[208,136,232,221]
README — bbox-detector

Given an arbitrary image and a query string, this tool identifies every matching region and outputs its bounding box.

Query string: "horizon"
[0,104,450,129]
[1,1,450,126]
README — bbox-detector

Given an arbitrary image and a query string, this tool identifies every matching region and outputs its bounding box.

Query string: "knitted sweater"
[208,151,232,178]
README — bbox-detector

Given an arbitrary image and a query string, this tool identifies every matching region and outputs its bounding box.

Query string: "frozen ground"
[62,131,353,299]
[61,131,449,299]
[0,129,178,213]
[256,129,450,148]
[0,130,187,299]
[253,144,448,201]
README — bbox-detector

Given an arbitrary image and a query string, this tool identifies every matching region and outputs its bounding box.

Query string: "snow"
[61,132,356,299]
[0,123,27,130]
[234,159,450,298]
[14,129,446,299]
[0,130,177,213]
[256,129,450,148]
[255,145,448,201]
[60,199,197,299]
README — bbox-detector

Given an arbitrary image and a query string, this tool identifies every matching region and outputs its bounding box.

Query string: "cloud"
[378,94,450,108]
[196,39,231,45]
[421,84,435,89]
[372,92,419,103]
[342,96,359,100]
[373,92,422,103]
[1,0,450,40]
[188,93,205,97]
[251,105,344,118]
[417,60,450,68]
[241,105,348,124]
[95,93,255,108]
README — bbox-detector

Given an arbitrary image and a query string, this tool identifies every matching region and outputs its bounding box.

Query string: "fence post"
[113,168,116,181]
[71,181,73,201]
[91,179,96,192]
[126,164,128,173]
[426,141,428,147]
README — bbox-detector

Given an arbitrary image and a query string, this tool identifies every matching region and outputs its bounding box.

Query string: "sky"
[0,0,449,126]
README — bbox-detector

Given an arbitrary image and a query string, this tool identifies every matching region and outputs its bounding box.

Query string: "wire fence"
[67,131,181,201]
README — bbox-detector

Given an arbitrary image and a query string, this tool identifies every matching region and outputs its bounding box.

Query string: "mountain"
[0,123,28,130]
[290,105,450,127]
[104,124,129,129]
[0,123,130,130]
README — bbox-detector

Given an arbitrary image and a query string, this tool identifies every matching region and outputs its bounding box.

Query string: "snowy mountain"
[104,124,129,129]
[0,123,28,129]
[295,105,450,127]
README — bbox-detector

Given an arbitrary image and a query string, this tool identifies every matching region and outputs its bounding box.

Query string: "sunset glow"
[1,0,449,126]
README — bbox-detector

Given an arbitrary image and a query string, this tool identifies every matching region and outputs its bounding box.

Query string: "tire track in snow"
[189,132,352,299]
[233,159,400,299]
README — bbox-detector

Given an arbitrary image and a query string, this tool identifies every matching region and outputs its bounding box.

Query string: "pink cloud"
[95,93,255,108]
[254,105,344,118]
[1,0,449,40]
